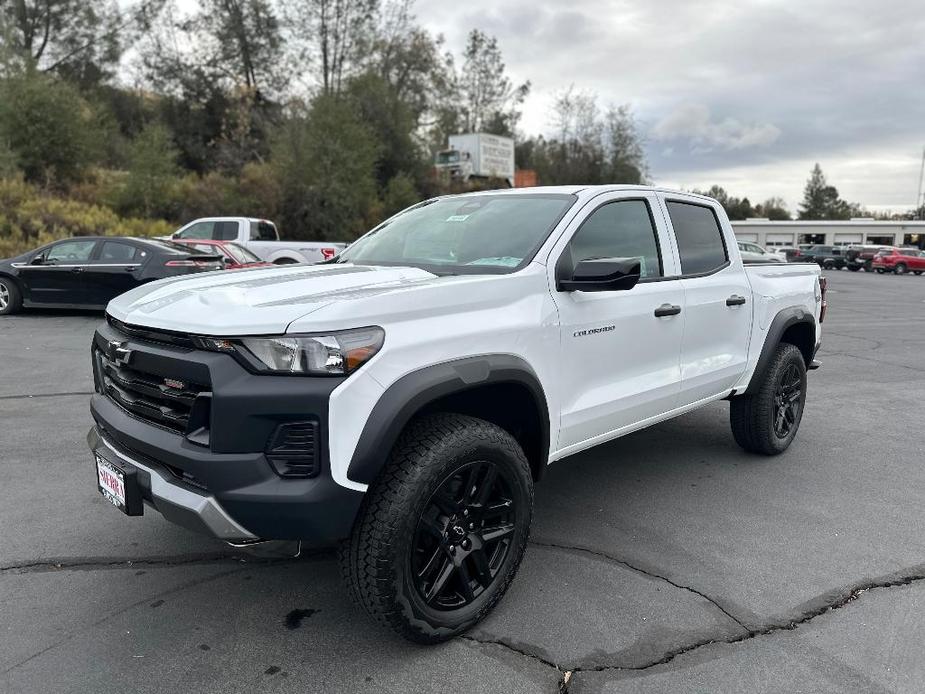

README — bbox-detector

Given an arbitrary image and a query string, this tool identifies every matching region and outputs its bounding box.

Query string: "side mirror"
[558,257,641,292]
[30,254,46,266]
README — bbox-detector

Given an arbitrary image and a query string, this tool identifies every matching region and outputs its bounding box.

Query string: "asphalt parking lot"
[2,269,924,693]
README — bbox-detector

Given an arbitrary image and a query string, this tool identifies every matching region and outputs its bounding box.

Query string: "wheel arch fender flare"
[347,355,550,485]
[743,307,816,396]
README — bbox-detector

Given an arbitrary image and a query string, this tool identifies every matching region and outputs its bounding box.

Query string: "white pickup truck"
[170,217,347,264]
[88,185,824,643]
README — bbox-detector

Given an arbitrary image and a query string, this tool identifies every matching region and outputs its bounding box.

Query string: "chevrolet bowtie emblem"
[108,340,132,365]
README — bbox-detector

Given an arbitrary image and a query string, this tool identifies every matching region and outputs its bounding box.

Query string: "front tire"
[730,343,807,455]
[341,413,534,643]
[0,277,22,315]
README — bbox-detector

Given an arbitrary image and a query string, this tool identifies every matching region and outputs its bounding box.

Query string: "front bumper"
[88,426,258,542]
[87,320,365,546]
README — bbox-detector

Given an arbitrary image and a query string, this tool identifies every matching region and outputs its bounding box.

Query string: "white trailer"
[435,133,515,188]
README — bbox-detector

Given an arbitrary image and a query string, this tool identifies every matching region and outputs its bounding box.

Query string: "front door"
[661,197,752,404]
[18,239,99,306]
[82,239,144,305]
[551,193,685,451]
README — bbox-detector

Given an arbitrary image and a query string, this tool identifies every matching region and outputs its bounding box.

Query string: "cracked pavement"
[2,270,924,693]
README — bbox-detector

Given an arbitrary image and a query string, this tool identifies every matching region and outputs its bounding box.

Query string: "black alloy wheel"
[341,413,533,643]
[772,362,803,439]
[411,461,515,610]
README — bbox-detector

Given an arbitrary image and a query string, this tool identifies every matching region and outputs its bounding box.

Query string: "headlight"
[200,327,384,375]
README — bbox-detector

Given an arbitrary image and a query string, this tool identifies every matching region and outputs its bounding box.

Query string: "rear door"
[662,197,753,404]
[551,192,686,449]
[17,239,99,305]
[82,240,145,305]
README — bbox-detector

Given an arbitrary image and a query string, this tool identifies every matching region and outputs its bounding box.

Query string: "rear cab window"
[665,201,728,275]
[249,221,278,241]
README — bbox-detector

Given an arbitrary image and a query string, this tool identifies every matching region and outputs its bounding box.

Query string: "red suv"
[871,248,925,275]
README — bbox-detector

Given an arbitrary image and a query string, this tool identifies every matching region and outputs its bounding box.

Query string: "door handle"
[654,304,682,317]
[70,267,84,273]
[726,295,747,306]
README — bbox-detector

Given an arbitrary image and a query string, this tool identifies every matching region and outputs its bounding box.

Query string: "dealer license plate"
[96,454,127,512]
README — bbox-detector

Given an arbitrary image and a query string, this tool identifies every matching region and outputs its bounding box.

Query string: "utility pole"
[917,146,925,219]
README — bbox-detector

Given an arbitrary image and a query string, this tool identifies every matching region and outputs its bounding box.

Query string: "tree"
[117,122,180,217]
[457,29,529,135]
[138,0,287,171]
[517,88,647,186]
[0,71,102,185]
[345,71,425,190]
[602,104,647,184]
[754,197,791,220]
[280,0,377,95]
[798,163,861,220]
[0,0,157,85]
[271,94,379,241]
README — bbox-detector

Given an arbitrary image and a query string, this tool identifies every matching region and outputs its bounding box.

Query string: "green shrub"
[0,178,172,258]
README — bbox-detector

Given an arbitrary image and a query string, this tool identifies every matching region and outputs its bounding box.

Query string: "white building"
[730,219,925,249]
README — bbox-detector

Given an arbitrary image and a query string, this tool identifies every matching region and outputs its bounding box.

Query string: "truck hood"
[106,264,442,335]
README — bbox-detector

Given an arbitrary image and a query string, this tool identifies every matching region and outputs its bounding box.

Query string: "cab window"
[564,199,663,279]
[666,201,728,275]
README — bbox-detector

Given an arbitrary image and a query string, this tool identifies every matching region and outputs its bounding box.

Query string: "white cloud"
[653,104,781,153]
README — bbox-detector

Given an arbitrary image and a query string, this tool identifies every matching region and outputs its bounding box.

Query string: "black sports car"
[0,236,224,315]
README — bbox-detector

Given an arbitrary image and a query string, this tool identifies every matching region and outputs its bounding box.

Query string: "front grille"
[107,315,196,349]
[97,349,210,435]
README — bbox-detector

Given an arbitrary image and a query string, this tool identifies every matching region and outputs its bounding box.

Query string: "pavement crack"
[529,539,750,631]
[496,544,925,676]
[0,552,308,574]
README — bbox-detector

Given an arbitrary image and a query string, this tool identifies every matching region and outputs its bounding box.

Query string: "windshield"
[333,194,576,275]
[436,151,460,164]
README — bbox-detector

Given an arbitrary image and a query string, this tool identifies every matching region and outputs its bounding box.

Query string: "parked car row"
[733,241,925,275]
[0,217,344,316]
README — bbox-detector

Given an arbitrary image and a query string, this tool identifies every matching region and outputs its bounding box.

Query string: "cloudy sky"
[416,0,925,212]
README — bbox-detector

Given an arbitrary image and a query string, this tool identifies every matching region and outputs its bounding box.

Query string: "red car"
[871,248,925,275]
[173,239,272,270]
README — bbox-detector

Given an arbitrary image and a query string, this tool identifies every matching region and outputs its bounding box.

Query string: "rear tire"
[895,263,908,275]
[273,257,298,265]
[730,343,807,455]
[0,277,22,315]
[340,413,533,643]
[914,271,922,276]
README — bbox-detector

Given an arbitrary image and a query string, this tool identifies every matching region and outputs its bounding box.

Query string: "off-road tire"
[0,277,22,315]
[339,413,534,643]
[730,343,807,455]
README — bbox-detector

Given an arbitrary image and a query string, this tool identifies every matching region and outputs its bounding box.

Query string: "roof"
[453,184,716,202]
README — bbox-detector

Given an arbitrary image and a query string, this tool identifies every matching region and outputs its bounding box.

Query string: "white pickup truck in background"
[170,217,347,265]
